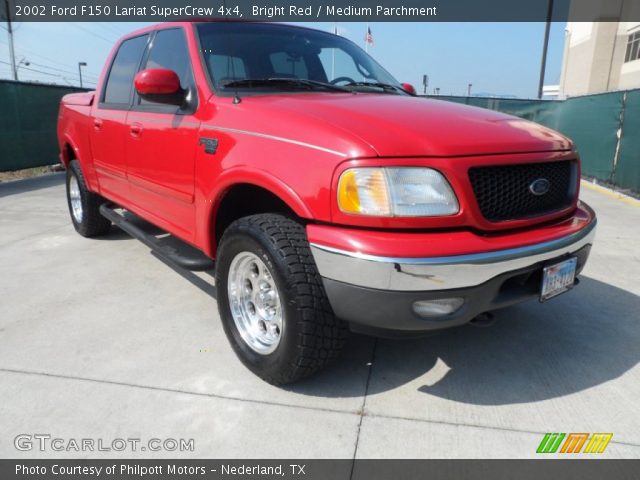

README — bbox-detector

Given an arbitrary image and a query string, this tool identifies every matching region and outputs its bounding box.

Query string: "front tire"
[215,214,348,385]
[66,160,111,237]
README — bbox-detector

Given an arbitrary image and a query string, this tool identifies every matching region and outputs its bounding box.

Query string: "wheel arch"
[60,132,101,193]
[205,171,313,258]
[60,135,80,168]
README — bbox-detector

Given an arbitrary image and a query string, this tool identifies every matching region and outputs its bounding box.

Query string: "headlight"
[337,167,459,216]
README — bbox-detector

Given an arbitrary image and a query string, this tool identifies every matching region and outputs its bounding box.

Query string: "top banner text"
[2,0,640,22]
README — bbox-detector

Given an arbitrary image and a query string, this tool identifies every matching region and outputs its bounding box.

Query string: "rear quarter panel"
[58,92,100,191]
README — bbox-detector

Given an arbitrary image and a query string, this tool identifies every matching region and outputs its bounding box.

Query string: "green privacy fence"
[614,90,640,193]
[548,92,624,181]
[1,80,639,194]
[0,80,88,172]
[433,96,563,125]
[432,91,639,193]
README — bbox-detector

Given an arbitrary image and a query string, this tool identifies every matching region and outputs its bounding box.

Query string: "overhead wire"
[70,24,118,44]
[0,59,96,86]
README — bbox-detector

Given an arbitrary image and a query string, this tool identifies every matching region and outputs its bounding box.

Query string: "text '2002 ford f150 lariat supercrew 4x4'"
[58,21,596,384]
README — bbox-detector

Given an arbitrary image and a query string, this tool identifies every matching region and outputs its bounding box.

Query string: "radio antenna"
[222,0,241,104]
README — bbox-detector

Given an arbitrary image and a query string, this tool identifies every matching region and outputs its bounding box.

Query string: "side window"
[140,28,193,104]
[269,52,309,79]
[625,31,640,63]
[103,35,148,105]
[318,48,371,83]
[208,55,247,83]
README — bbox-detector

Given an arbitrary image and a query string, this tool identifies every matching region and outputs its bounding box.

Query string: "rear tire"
[66,160,111,237]
[215,214,348,385]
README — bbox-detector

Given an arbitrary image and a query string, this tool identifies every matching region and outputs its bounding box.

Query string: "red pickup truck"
[58,21,596,384]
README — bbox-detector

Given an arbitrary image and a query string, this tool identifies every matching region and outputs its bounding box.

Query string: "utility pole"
[4,0,17,80]
[538,0,554,99]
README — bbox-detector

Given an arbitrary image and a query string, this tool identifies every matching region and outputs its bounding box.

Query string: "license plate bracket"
[540,257,578,302]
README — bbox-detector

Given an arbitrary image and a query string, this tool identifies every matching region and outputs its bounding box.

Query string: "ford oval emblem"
[529,178,551,196]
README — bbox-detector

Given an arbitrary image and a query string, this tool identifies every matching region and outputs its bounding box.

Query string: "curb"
[580,180,640,208]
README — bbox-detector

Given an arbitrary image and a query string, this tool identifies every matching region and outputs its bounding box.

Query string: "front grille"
[469,160,576,222]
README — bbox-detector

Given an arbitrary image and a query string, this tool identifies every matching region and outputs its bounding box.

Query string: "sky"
[0,21,566,98]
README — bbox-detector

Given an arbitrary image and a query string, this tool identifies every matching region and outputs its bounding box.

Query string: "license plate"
[540,257,577,302]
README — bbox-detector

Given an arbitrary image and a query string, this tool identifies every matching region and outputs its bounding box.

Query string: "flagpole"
[331,23,337,80]
[365,22,369,53]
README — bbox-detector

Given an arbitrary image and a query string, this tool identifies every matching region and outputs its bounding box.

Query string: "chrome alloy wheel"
[68,174,83,223]
[228,252,283,354]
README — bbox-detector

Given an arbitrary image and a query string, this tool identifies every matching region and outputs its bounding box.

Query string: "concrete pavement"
[0,173,639,459]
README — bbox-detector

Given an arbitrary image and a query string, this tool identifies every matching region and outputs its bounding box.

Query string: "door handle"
[93,118,103,131]
[130,123,143,137]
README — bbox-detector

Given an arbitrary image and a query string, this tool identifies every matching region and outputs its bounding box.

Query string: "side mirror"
[134,68,184,106]
[401,83,417,95]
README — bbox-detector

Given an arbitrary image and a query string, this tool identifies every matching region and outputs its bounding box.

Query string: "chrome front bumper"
[310,220,597,292]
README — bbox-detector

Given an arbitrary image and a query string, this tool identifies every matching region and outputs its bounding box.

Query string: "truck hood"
[236,93,572,158]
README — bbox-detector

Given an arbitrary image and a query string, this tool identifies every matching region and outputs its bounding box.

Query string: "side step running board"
[99,204,215,271]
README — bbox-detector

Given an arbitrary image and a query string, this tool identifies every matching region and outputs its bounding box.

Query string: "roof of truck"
[121,20,325,41]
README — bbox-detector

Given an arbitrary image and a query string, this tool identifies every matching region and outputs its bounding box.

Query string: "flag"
[365,26,374,45]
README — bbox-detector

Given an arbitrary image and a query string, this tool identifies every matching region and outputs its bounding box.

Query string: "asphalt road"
[0,173,638,459]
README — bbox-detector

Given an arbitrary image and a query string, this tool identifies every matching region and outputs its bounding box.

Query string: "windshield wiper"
[222,78,350,93]
[343,81,405,94]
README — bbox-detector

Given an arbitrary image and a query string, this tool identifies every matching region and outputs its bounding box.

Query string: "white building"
[559,20,640,97]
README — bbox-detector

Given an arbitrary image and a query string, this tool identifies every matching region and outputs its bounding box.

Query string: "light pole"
[16,57,29,80]
[78,62,87,88]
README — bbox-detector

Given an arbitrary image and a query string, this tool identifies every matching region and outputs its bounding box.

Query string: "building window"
[625,31,640,63]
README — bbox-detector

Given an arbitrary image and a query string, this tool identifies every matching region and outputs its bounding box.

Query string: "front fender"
[200,167,314,257]
[210,167,313,218]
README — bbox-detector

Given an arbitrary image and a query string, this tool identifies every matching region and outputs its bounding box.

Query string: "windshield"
[195,22,402,94]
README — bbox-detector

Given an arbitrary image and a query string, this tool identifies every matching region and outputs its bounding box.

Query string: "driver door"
[124,27,200,241]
